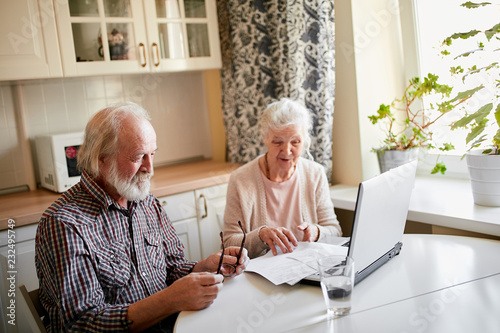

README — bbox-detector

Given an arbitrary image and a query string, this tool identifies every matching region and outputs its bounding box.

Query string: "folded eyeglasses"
[216,221,246,278]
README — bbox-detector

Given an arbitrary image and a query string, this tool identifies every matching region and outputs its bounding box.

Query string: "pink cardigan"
[223,157,342,258]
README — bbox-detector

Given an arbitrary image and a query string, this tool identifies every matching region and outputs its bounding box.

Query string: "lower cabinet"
[158,190,202,262]
[159,183,229,261]
[195,183,228,258]
[0,224,39,333]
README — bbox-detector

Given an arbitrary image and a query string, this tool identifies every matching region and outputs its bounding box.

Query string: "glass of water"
[317,255,355,318]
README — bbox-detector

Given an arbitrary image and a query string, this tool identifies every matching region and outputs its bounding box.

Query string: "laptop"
[303,160,417,285]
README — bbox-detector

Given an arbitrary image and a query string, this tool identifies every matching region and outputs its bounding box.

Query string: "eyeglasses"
[217,221,246,278]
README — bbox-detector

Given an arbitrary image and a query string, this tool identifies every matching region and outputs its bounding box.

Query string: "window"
[407,0,499,177]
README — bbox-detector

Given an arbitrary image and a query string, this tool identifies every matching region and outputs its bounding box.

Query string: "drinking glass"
[317,255,355,318]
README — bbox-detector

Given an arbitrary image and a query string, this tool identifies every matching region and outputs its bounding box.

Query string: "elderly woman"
[223,98,342,258]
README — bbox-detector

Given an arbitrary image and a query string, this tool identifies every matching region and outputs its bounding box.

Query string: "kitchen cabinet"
[0,224,39,333]
[0,0,62,80]
[159,184,229,261]
[53,0,221,77]
[158,190,202,261]
[195,183,227,258]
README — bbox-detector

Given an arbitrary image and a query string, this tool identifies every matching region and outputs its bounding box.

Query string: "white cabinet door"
[143,0,222,72]
[171,217,201,262]
[0,0,62,80]
[195,183,227,258]
[0,224,38,333]
[158,191,201,261]
[54,0,150,76]
[53,0,221,77]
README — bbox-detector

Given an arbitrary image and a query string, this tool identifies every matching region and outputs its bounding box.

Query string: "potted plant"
[441,1,500,206]
[368,73,470,174]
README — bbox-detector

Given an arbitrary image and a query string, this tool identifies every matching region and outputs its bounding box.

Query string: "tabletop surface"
[174,234,500,333]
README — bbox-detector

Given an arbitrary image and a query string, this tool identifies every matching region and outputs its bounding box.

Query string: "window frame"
[398,0,471,178]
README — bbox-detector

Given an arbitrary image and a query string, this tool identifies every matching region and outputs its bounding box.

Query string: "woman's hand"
[298,222,319,242]
[259,226,298,256]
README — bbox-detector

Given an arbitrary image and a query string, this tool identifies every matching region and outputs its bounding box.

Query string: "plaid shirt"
[35,171,196,332]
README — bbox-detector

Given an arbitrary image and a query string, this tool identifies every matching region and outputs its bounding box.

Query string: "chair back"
[17,284,47,333]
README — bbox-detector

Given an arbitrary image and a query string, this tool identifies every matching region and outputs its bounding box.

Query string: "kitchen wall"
[0,72,213,192]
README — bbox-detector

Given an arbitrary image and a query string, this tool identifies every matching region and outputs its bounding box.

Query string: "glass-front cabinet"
[144,0,221,72]
[54,0,221,76]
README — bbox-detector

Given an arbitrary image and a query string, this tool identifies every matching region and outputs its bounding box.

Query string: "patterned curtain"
[217,0,335,179]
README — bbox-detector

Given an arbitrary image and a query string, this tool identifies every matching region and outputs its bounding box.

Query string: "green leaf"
[452,103,493,129]
[439,143,455,151]
[446,30,481,42]
[450,66,464,75]
[485,23,500,41]
[460,2,492,9]
[493,128,500,148]
[368,104,393,124]
[495,103,500,127]
[454,48,483,59]
[431,162,447,175]
[466,124,487,144]
[448,86,483,103]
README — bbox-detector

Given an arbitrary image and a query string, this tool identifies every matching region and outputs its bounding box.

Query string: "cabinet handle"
[152,43,160,67]
[199,194,208,218]
[139,43,147,67]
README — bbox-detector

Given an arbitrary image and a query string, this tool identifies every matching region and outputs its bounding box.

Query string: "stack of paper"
[245,241,348,285]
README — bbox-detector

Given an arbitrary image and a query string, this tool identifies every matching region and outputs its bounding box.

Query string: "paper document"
[245,241,348,285]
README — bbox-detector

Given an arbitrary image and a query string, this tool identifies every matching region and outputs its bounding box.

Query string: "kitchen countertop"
[0,160,241,231]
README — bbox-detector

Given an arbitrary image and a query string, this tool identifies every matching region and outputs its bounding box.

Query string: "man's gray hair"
[260,98,313,158]
[77,102,151,179]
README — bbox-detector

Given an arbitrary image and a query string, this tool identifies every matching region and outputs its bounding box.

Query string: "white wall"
[0,72,213,192]
[332,0,407,185]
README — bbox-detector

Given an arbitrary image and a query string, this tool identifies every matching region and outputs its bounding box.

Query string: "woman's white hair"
[260,98,313,159]
[77,102,151,179]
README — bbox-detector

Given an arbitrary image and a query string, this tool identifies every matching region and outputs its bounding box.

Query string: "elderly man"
[35,102,248,332]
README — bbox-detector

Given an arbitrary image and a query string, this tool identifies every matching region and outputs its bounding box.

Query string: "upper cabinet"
[0,0,63,80]
[54,0,221,76]
[144,0,222,72]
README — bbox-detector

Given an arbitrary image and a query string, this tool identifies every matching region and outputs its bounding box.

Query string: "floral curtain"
[217,0,335,179]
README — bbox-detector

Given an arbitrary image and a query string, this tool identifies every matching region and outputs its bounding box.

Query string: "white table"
[174,234,500,333]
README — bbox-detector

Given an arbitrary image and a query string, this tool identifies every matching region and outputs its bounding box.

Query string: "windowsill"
[330,176,500,237]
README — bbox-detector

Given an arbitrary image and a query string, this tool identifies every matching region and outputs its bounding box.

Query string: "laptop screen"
[347,160,417,283]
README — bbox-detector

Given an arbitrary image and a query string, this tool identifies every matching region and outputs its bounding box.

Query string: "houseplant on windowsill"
[368,73,471,174]
[441,1,500,206]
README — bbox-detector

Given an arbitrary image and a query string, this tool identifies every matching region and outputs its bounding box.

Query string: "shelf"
[331,176,500,237]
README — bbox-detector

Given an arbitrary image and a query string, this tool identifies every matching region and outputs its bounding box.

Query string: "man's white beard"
[107,160,153,201]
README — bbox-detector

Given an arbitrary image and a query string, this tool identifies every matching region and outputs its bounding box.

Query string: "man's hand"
[193,247,249,277]
[259,226,298,256]
[127,272,223,332]
[297,222,319,242]
[167,272,224,311]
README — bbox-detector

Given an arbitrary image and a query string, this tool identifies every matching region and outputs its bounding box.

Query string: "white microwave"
[35,132,84,193]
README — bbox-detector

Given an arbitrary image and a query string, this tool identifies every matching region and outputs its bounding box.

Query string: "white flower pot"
[376,149,419,173]
[466,149,500,207]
